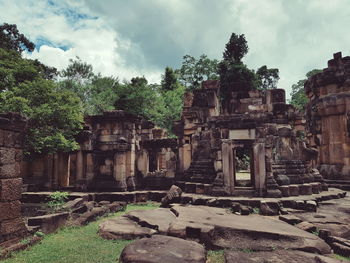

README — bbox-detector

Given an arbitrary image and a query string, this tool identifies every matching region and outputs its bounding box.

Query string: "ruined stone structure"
[0,113,27,245]
[305,52,350,181]
[22,111,177,191]
[175,80,324,197]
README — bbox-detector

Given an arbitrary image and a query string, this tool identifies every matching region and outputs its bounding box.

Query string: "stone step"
[26,225,41,234]
[326,184,350,191]
[324,179,350,185]
[186,168,216,174]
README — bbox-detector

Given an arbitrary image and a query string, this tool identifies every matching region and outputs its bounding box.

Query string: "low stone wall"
[0,113,27,245]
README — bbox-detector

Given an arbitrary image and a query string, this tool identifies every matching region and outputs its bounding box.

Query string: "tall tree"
[59,57,120,115]
[0,23,35,53]
[114,77,156,118]
[290,69,322,110]
[256,65,279,90]
[222,33,248,63]
[177,54,219,90]
[218,33,257,100]
[0,48,83,156]
[161,66,178,91]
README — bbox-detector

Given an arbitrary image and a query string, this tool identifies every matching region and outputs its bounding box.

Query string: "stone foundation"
[0,113,27,245]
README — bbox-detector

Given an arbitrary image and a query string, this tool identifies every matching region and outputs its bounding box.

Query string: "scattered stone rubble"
[3,53,350,262]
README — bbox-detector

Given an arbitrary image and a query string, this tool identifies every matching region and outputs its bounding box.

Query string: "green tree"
[161,66,178,91]
[159,85,185,133]
[256,65,279,90]
[177,54,219,90]
[290,69,322,110]
[0,23,35,53]
[223,33,248,63]
[0,48,83,156]
[159,69,185,132]
[114,77,157,118]
[59,57,94,108]
[218,33,257,99]
[59,57,120,115]
[89,76,120,115]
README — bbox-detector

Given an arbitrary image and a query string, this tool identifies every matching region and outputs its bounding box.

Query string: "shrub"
[47,191,69,213]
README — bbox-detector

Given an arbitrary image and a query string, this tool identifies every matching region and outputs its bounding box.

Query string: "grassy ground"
[2,203,157,263]
[2,202,224,263]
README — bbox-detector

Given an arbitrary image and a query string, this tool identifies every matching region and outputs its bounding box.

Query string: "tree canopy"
[0,47,83,156]
[0,23,35,53]
[289,69,322,110]
[176,54,219,90]
[256,65,279,90]
[223,33,248,63]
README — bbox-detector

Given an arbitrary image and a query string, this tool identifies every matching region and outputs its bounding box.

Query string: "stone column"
[253,143,266,196]
[0,113,27,245]
[114,153,127,191]
[75,150,84,189]
[221,140,234,194]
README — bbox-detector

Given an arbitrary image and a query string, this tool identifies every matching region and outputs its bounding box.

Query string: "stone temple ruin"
[174,80,324,197]
[21,111,178,192]
[20,81,326,198]
[305,52,350,183]
[2,53,350,260]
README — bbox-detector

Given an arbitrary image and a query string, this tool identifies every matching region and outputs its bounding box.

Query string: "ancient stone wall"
[0,113,27,245]
[21,110,178,192]
[175,80,324,197]
[305,52,350,180]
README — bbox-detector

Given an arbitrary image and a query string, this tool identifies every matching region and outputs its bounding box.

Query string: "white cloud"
[0,0,162,83]
[1,0,350,96]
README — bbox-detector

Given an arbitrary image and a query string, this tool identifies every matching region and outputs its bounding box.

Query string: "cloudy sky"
[1,0,350,97]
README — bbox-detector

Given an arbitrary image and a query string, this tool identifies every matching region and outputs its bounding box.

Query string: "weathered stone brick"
[0,163,20,179]
[0,148,16,165]
[0,217,26,235]
[0,178,22,201]
[2,130,15,147]
[0,201,21,220]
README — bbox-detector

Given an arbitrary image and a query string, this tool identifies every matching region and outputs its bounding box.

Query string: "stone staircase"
[271,160,327,197]
[272,160,313,184]
[184,159,217,184]
[323,179,350,191]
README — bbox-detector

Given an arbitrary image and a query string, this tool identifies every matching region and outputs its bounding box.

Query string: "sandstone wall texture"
[0,113,27,245]
[174,80,324,197]
[305,52,350,180]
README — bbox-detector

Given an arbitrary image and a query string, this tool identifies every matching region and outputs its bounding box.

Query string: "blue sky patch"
[35,37,70,51]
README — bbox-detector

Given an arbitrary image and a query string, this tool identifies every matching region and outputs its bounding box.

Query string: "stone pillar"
[0,113,27,245]
[253,143,266,196]
[221,140,234,194]
[76,151,84,182]
[114,153,127,191]
[75,150,86,190]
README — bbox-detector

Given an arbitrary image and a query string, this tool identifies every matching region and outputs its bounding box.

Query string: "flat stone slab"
[126,208,176,234]
[99,205,331,254]
[120,235,206,263]
[98,208,176,239]
[99,216,156,240]
[169,205,330,254]
[225,250,345,263]
[289,195,350,239]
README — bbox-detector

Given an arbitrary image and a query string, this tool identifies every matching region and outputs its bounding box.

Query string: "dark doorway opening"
[234,142,254,187]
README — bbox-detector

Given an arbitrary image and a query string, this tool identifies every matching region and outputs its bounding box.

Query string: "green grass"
[2,203,159,263]
[207,250,225,263]
[334,254,350,261]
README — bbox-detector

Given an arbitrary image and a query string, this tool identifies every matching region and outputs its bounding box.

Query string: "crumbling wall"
[305,52,350,180]
[176,79,324,197]
[0,113,27,245]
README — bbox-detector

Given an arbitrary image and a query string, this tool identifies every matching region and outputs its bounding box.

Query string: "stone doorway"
[233,142,254,188]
